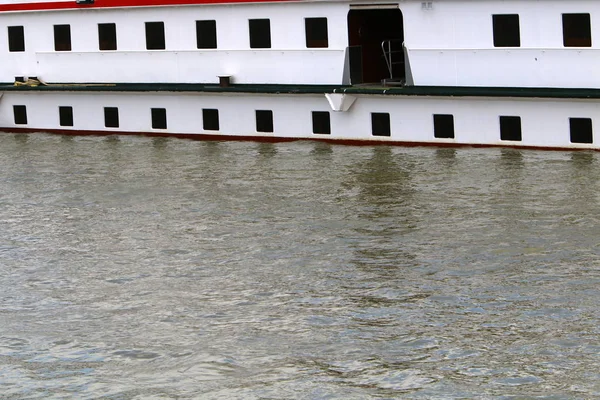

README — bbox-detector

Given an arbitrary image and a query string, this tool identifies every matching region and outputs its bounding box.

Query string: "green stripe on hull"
[3,83,600,99]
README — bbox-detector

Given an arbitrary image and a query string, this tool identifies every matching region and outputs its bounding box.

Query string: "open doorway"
[347,8,404,85]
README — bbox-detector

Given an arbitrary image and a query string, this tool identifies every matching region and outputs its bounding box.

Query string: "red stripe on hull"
[0,128,591,152]
[0,0,295,12]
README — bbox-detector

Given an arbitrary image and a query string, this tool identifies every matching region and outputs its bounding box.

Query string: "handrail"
[381,39,404,79]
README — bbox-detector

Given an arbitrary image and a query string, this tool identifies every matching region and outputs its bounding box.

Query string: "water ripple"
[1,134,600,398]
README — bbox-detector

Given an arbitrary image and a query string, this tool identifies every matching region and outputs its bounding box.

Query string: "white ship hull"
[1,88,598,150]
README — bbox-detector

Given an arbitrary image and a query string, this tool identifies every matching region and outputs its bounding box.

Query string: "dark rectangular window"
[305,17,328,48]
[493,14,520,47]
[98,23,117,51]
[249,19,271,49]
[256,110,273,133]
[104,107,119,128]
[371,113,391,137]
[196,20,217,49]
[13,105,27,125]
[8,26,25,52]
[312,111,330,135]
[434,114,455,138]
[59,106,73,127]
[499,116,522,141]
[145,22,165,50]
[570,118,593,144]
[563,14,592,47]
[54,25,71,51]
[203,108,220,131]
[151,108,167,129]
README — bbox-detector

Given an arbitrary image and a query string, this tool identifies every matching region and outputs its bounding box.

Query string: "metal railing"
[381,39,405,80]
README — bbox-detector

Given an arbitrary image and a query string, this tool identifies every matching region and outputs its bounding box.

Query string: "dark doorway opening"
[347,8,404,85]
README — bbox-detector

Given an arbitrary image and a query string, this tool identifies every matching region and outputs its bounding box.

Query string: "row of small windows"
[11,104,594,144]
[365,113,592,144]
[12,105,274,133]
[6,17,329,52]
[7,13,594,52]
[494,13,592,47]
[314,112,593,144]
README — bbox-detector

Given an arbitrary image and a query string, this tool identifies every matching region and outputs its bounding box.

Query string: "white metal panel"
[0,1,350,84]
[4,0,600,88]
[407,48,600,87]
[1,90,600,150]
[33,49,345,84]
[401,0,600,87]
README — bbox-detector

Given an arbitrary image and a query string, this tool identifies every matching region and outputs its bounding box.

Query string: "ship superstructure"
[1,0,599,149]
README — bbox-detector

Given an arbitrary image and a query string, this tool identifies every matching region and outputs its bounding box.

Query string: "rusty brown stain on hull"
[0,127,595,152]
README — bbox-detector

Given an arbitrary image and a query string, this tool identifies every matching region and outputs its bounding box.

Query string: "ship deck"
[2,83,600,100]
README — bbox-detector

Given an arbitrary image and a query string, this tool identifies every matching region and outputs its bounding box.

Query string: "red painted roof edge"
[0,0,294,12]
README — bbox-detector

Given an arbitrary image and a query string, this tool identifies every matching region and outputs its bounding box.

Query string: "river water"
[1,133,599,399]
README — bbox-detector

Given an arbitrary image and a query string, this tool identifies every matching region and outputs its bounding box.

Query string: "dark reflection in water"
[571,151,595,166]
[346,146,418,273]
[13,132,29,144]
[435,147,456,163]
[353,146,414,203]
[152,136,169,149]
[256,142,277,158]
[1,134,600,399]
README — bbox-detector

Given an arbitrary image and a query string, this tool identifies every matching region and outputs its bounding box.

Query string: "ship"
[1,0,599,149]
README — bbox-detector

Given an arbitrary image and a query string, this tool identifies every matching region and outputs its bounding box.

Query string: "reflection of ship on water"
[256,142,277,158]
[435,148,457,164]
[568,151,598,216]
[343,146,419,273]
[494,148,525,196]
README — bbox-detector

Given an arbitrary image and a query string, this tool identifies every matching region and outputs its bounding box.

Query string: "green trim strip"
[3,82,600,99]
